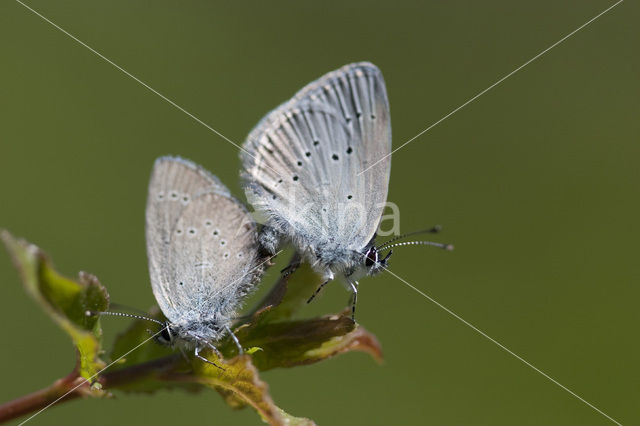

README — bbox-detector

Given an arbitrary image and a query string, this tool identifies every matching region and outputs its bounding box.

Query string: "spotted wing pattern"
[241,62,391,254]
[146,156,264,324]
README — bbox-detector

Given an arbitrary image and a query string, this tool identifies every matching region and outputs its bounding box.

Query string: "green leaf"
[169,354,315,426]
[250,256,323,323]
[235,309,382,371]
[1,231,109,381]
[240,255,383,372]
[107,298,380,425]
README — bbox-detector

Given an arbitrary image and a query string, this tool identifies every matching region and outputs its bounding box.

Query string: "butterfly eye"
[365,247,378,267]
[158,326,173,345]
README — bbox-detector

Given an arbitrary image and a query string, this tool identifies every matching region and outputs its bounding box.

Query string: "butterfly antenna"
[107,302,154,317]
[380,240,454,252]
[85,310,164,326]
[376,226,442,251]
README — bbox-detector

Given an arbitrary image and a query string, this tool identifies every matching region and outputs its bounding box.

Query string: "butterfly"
[240,62,451,320]
[92,156,268,367]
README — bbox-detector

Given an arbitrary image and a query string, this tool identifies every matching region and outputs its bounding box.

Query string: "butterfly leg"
[201,340,224,359]
[280,259,301,277]
[307,280,331,303]
[280,252,302,277]
[225,325,243,355]
[348,281,359,322]
[194,345,225,370]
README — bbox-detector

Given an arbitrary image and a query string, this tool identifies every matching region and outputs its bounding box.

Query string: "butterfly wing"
[241,62,391,255]
[146,156,264,324]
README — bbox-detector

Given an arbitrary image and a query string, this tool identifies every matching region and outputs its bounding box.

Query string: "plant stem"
[0,371,84,424]
[0,355,182,424]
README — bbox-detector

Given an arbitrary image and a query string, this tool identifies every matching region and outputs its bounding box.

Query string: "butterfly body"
[155,319,225,348]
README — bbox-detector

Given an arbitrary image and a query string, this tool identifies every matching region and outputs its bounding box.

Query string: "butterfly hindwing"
[241,62,391,254]
[146,156,263,324]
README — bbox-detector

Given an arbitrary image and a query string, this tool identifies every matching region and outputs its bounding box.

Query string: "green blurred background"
[0,0,637,424]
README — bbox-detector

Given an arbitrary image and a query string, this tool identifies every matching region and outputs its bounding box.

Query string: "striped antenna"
[376,226,442,251]
[380,240,454,251]
[86,310,164,326]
